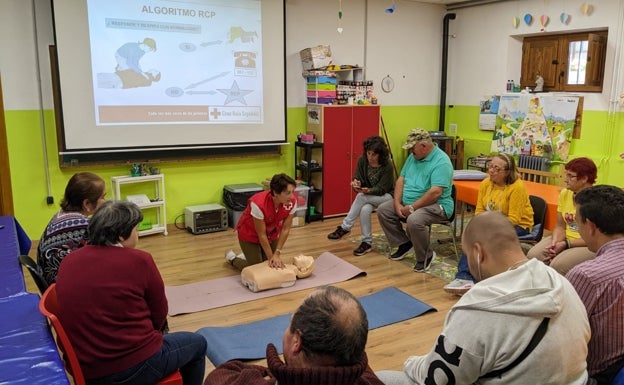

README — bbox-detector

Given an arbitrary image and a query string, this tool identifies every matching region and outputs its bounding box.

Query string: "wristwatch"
[408,205,415,214]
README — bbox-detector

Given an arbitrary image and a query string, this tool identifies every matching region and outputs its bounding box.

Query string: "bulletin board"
[489,94,582,162]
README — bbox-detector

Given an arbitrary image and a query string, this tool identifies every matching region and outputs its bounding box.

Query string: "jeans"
[341,192,393,244]
[456,225,530,282]
[87,332,207,385]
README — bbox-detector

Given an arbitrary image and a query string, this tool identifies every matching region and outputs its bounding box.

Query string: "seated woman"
[527,157,597,275]
[37,172,106,286]
[327,136,395,255]
[227,173,298,270]
[444,153,533,295]
[56,201,207,385]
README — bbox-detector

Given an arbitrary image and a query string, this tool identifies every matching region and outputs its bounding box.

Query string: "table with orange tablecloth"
[453,180,562,232]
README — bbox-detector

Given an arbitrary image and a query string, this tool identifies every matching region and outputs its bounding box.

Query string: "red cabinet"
[305,104,380,217]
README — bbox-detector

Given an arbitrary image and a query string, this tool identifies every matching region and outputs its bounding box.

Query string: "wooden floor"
[25,215,461,378]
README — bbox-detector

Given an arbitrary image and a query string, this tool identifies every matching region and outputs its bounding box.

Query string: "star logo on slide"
[217,80,252,105]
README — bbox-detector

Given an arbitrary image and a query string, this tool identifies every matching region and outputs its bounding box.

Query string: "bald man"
[205,285,383,385]
[377,211,590,385]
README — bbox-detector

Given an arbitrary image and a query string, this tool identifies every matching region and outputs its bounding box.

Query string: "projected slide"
[88,0,263,125]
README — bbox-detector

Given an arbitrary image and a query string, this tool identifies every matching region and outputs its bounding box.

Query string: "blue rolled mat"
[197,286,436,366]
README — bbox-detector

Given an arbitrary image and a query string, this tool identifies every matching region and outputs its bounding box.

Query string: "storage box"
[223,183,264,228]
[291,207,307,227]
[307,97,334,104]
[307,90,336,99]
[294,185,310,209]
[228,209,244,229]
[300,45,333,71]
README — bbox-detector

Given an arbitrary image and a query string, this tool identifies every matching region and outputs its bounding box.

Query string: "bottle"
[506,80,512,92]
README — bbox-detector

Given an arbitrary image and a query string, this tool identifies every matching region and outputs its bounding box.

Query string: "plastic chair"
[18,255,49,295]
[39,284,182,385]
[518,195,547,244]
[614,366,624,385]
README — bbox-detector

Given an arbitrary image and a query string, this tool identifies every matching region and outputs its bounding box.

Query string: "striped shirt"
[566,237,624,375]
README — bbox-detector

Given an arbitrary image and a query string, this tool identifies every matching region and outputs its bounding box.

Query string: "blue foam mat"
[196,286,436,366]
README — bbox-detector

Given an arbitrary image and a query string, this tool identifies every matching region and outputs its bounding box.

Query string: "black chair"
[400,185,459,260]
[430,185,460,260]
[18,255,49,295]
[518,195,547,244]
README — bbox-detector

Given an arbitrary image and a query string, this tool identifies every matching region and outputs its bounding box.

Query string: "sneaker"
[225,250,237,264]
[443,279,474,296]
[389,241,413,261]
[225,250,246,265]
[413,251,436,272]
[353,242,372,256]
[327,226,350,240]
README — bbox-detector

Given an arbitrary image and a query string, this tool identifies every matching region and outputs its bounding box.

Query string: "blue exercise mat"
[196,286,436,366]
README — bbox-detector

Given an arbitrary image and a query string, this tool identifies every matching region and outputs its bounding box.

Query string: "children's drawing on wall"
[479,95,500,131]
[491,94,579,162]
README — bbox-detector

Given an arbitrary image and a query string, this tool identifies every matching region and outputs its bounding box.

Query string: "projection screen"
[51,0,286,155]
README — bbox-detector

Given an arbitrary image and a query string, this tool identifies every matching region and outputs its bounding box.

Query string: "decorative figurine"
[535,75,544,92]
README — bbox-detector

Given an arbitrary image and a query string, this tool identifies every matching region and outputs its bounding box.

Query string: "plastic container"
[223,183,264,228]
[291,207,307,227]
[294,185,310,209]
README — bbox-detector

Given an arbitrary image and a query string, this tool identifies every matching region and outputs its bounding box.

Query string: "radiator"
[518,154,550,171]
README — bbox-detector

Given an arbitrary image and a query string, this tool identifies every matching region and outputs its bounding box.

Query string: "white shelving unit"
[111,174,168,236]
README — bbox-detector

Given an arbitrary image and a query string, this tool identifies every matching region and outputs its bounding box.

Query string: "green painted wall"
[7,103,622,237]
[447,105,624,185]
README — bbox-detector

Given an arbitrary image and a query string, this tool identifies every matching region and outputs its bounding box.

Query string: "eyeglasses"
[488,164,508,172]
[565,173,578,180]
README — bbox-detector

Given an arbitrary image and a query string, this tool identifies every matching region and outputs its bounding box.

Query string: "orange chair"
[39,284,182,385]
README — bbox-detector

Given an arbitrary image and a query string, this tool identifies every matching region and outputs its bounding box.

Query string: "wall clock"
[381,75,395,93]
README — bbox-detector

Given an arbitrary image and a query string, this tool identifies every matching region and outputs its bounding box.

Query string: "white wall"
[285,0,445,107]
[1,0,445,111]
[1,0,53,109]
[2,0,622,112]
[447,0,624,111]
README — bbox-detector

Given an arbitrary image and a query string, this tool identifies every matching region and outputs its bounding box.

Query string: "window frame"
[520,30,608,93]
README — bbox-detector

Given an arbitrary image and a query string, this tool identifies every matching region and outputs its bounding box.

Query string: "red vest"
[236,190,295,243]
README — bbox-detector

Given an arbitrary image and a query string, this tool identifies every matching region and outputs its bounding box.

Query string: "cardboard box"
[300,45,333,70]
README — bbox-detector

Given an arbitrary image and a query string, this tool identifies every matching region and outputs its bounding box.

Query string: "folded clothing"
[453,170,488,180]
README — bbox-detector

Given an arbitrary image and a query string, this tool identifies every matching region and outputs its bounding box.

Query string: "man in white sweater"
[377,211,591,385]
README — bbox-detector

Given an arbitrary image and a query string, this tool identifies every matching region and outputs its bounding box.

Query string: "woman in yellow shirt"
[527,157,597,275]
[445,153,533,295]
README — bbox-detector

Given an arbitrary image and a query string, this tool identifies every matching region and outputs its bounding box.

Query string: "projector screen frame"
[49,0,287,167]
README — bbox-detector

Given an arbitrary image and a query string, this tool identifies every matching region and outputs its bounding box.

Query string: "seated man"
[567,185,624,385]
[204,286,383,385]
[377,211,590,385]
[376,128,453,271]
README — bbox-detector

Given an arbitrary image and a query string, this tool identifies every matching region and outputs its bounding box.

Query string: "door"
[322,106,352,216]
[0,75,14,216]
[350,105,380,201]
[521,37,559,90]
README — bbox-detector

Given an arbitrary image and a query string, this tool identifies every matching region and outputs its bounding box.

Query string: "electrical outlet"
[449,123,458,136]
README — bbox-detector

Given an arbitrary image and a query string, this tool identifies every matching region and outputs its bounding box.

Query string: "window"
[521,30,607,93]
